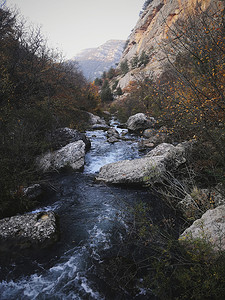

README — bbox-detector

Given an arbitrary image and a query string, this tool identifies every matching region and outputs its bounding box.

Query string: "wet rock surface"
[88,112,109,130]
[107,127,120,143]
[96,142,190,185]
[37,140,86,173]
[0,211,59,252]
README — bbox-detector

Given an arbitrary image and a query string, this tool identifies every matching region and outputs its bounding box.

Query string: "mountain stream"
[0,119,176,299]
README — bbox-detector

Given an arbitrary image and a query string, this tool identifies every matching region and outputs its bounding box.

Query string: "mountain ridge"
[71,40,125,81]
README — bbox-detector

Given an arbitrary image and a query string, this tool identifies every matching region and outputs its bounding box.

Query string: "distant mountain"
[70,40,126,81]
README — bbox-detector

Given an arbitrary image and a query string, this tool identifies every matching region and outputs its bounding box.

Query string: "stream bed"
[0,120,177,299]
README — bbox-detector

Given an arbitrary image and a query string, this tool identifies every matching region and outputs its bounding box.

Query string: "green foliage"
[0,6,100,217]
[123,39,129,50]
[138,51,149,67]
[100,199,225,299]
[100,80,113,102]
[112,79,119,90]
[116,86,123,96]
[107,67,116,79]
[120,59,129,75]
[110,77,163,122]
[131,53,139,69]
[102,71,107,79]
[107,5,225,298]
[94,77,103,86]
[145,240,225,300]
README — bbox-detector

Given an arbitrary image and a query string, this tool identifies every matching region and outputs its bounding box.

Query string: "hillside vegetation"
[104,3,225,187]
[95,4,225,297]
[0,6,100,217]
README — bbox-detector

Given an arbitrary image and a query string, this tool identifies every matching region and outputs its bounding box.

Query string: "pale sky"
[6,0,144,59]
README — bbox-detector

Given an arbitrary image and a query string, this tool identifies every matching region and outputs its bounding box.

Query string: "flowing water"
[0,119,173,299]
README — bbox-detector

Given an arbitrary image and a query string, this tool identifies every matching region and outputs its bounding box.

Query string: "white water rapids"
[0,120,157,299]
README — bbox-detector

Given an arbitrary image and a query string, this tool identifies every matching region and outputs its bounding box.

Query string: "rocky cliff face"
[71,40,125,81]
[117,0,221,89]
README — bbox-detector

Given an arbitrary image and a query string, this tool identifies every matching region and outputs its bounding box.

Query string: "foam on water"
[0,119,146,299]
[84,127,140,174]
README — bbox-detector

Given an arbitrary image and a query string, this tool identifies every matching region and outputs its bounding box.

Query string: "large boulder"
[37,140,85,173]
[49,127,91,151]
[88,112,109,130]
[0,211,59,252]
[127,113,156,132]
[179,205,225,252]
[96,142,190,185]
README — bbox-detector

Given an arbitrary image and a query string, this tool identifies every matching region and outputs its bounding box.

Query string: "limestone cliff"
[117,0,222,89]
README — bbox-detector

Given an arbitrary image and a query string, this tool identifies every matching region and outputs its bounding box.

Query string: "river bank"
[0,114,224,299]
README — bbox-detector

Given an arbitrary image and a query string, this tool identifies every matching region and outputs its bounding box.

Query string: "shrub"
[120,59,129,75]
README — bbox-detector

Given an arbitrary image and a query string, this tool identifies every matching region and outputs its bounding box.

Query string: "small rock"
[121,130,128,136]
[138,139,155,151]
[107,128,120,139]
[145,142,155,148]
[92,124,110,130]
[107,127,120,143]
[103,111,111,116]
[143,128,157,138]
[143,127,168,146]
[107,136,119,143]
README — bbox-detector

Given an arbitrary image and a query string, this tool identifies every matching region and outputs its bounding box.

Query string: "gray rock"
[143,128,158,138]
[146,142,188,169]
[107,128,120,138]
[179,205,225,252]
[127,113,156,132]
[179,184,225,215]
[88,112,109,130]
[0,211,59,251]
[96,156,165,185]
[92,124,110,130]
[212,183,225,206]
[96,142,189,185]
[49,127,91,151]
[103,111,111,116]
[144,142,155,148]
[107,136,119,143]
[37,140,85,173]
[107,128,120,143]
[142,126,168,147]
[138,139,155,151]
